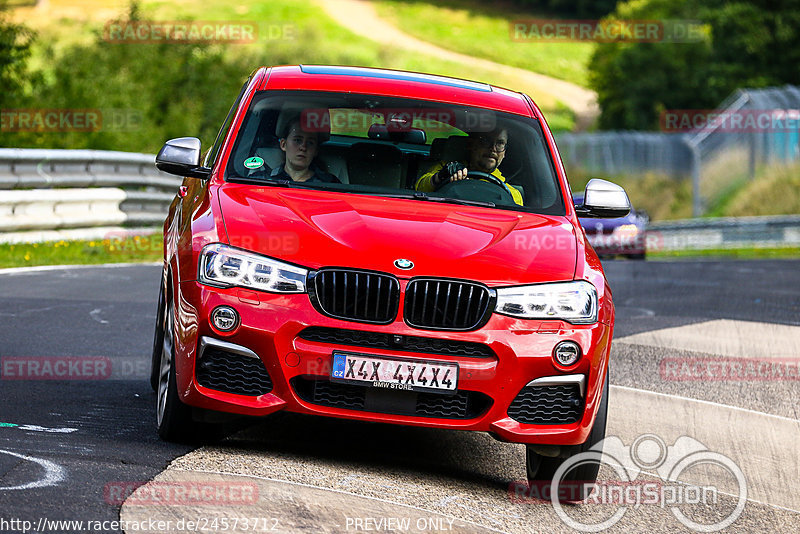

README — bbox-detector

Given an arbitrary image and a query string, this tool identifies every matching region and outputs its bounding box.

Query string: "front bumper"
[174,281,613,446]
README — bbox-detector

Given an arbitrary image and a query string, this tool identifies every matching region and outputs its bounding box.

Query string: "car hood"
[217,186,577,285]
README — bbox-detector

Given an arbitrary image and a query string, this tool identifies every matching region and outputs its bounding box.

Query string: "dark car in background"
[573,193,648,259]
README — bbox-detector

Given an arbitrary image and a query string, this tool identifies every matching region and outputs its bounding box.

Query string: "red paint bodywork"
[161,66,614,446]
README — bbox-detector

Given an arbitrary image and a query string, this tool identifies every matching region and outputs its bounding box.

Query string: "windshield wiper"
[376,191,495,207]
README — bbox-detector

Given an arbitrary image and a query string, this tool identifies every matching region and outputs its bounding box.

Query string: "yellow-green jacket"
[415,161,524,206]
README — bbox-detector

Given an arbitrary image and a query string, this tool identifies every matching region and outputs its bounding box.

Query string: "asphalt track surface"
[1,259,798,533]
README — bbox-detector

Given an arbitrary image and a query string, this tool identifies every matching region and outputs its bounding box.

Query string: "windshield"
[225,91,565,215]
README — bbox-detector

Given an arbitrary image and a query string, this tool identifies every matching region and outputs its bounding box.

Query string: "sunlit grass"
[648,246,800,260]
[0,233,163,268]
[373,0,594,87]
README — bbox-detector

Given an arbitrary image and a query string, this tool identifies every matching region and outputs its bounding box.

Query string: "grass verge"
[0,234,163,269]
[723,163,800,216]
[648,246,800,261]
[567,169,693,221]
[373,0,593,87]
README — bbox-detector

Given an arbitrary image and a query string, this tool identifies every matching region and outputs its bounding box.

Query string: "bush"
[512,0,618,18]
[0,1,35,109]
[2,3,255,152]
[589,0,800,130]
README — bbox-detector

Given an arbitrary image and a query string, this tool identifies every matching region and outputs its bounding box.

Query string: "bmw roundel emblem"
[394,258,414,270]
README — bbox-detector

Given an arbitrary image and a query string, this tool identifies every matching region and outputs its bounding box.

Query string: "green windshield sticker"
[243,156,264,169]
[0,422,18,427]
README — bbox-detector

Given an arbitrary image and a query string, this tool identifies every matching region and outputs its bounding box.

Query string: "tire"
[526,372,610,501]
[156,295,197,442]
[156,293,230,443]
[149,281,166,392]
[627,252,646,260]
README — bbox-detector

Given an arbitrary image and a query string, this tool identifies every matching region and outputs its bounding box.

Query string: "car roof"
[259,65,536,118]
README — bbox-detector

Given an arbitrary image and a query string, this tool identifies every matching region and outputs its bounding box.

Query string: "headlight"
[198,243,307,293]
[495,281,598,324]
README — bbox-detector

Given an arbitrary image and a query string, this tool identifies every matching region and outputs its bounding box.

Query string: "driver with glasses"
[415,127,523,206]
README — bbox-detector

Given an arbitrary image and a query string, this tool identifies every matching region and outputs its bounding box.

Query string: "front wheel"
[149,281,166,392]
[526,372,609,501]
[156,296,196,442]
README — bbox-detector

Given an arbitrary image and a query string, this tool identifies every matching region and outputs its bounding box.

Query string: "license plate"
[331,351,458,394]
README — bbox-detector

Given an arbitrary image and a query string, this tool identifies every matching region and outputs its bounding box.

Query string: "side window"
[203,78,250,169]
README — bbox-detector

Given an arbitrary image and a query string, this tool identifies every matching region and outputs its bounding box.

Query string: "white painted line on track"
[616,319,800,358]
[0,449,66,490]
[89,308,109,325]
[0,261,161,275]
[608,385,800,512]
[15,424,78,434]
[611,385,799,424]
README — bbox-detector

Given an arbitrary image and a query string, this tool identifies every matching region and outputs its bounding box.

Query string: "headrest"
[367,124,390,140]
[275,105,330,142]
[430,135,469,162]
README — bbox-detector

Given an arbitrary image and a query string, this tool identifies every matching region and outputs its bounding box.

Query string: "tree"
[0,2,35,109]
[512,0,618,18]
[16,2,254,151]
[589,0,800,130]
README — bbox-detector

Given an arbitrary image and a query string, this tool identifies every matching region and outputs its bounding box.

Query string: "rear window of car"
[224,90,565,216]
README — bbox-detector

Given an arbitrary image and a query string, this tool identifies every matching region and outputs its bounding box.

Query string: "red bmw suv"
[151,65,630,490]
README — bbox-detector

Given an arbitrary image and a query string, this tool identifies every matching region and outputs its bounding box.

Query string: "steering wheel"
[436,170,515,204]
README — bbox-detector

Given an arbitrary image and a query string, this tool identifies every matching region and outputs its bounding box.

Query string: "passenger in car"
[270,118,340,183]
[415,128,523,206]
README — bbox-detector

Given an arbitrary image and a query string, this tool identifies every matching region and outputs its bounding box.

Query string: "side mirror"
[155,137,211,179]
[575,178,631,218]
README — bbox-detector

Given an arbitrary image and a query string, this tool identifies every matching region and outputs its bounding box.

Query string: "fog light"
[553,341,581,367]
[211,306,239,332]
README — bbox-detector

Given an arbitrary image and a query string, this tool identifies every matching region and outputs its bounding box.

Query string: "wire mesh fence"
[555,85,800,216]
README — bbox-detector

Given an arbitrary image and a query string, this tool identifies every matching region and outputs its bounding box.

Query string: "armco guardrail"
[0,148,180,243]
[648,215,800,251]
[1,149,799,250]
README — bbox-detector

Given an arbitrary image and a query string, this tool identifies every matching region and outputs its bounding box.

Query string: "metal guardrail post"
[684,137,703,218]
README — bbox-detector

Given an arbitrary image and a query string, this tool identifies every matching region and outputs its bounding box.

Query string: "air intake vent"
[297,327,495,359]
[404,279,494,330]
[310,269,400,324]
[291,377,491,419]
[507,384,584,425]
[196,347,272,396]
